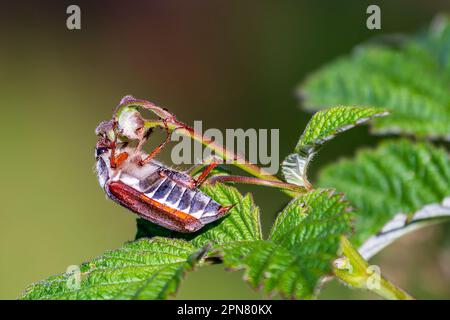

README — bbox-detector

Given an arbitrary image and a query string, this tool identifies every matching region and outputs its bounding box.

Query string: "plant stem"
[120,102,414,300]
[375,276,415,300]
[142,119,303,197]
[334,237,414,300]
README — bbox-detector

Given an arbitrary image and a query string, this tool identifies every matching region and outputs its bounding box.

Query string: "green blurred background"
[1,0,449,299]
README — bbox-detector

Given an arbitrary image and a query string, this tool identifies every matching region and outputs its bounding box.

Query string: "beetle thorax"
[95,147,162,190]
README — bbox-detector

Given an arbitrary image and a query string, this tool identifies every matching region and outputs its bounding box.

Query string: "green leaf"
[219,189,353,299]
[358,197,450,259]
[282,106,388,187]
[192,183,263,247]
[317,139,450,255]
[23,183,262,300]
[137,185,353,299]
[22,184,353,300]
[20,238,207,300]
[295,106,388,154]
[300,15,450,139]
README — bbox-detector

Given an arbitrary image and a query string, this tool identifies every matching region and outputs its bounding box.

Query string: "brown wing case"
[106,178,230,233]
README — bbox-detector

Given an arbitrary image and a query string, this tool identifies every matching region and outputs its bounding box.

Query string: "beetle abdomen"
[142,175,226,224]
[106,170,231,233]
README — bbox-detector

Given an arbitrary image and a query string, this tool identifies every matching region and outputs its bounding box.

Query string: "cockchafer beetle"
[94,97,232,233]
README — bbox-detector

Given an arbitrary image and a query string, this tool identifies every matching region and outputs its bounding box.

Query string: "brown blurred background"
[0,0,449,299]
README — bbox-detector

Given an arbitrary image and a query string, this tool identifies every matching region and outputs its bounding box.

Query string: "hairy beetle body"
[95,146,230,233]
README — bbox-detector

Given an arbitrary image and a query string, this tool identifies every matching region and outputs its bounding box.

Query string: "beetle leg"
[139,120,171,166]
[136,127,154,152]
[133,98,194,134]
[187,154,223,174]
[110,150,129,169]
[192,160,219,187]
[157,161,217,190]
[118,96,177,123]
[118,96,195,135]
[156,168,197,189]
[107,122,130,169]
[184,157,222,188]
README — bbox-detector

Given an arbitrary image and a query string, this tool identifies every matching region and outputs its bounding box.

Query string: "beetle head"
[95,120,117,161]
[95,120,116,141]
[94,121,114,189]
